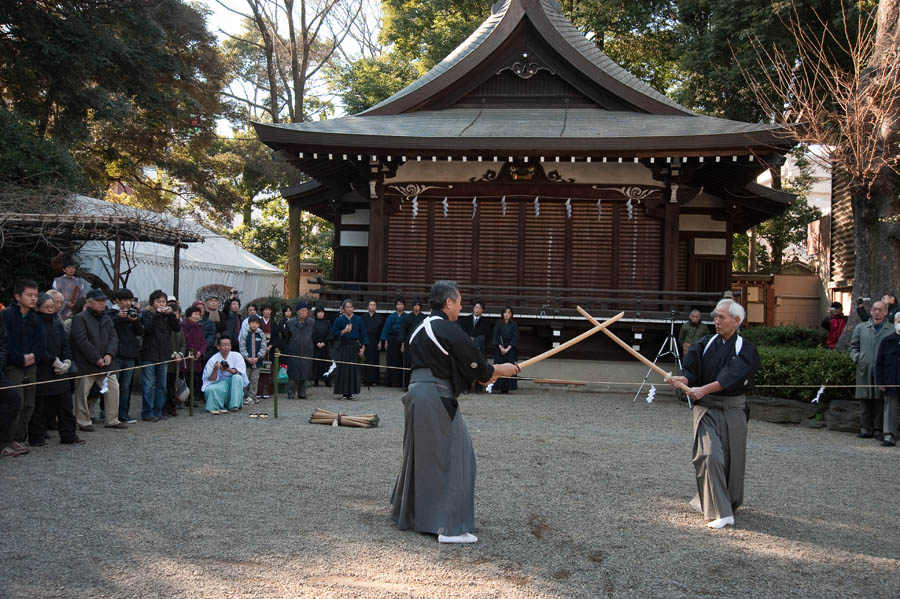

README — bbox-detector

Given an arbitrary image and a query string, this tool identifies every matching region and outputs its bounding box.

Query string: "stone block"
[825,399,859,433]
[748,396,821,424]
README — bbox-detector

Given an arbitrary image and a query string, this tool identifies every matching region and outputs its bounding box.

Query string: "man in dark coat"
[458,300,491,392]
[285,301,315,399]
[668,298,761,529]
[875,312,900,447]
[0,315,26,457]
[360,300,385,385]
[850,301,894,440]
[390,281,518,543]
[107,288,144,423]
[0,281,45,456]
[71,289,126,431]
[139,290,180,422]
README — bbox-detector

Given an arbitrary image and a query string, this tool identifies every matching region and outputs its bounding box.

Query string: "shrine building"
[254,0,793,356]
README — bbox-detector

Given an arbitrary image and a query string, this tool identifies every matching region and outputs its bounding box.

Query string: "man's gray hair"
[430,280,460,311]
[894,311,900,323]
[715,298,745,324]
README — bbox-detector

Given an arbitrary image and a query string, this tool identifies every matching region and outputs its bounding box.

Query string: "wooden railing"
[309,278,735,322]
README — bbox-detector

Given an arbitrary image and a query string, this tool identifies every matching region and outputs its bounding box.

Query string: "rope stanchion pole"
[273,350,280,419]
[188,355,195,417]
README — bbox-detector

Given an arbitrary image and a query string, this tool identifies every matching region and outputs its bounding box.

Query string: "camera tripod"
[632,310,682,403]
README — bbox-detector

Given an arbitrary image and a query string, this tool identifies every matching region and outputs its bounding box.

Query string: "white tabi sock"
[438,532,478,544]
[707,516,735,529]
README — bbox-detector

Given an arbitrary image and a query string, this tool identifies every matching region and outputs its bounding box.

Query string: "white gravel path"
[1,380,898,598]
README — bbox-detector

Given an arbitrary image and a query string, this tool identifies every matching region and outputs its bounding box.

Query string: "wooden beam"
[113,234,121,291]
[367,176,386,283]
[662,190,679,290]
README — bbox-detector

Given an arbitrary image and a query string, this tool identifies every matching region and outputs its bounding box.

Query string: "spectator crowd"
[3,257,897,458]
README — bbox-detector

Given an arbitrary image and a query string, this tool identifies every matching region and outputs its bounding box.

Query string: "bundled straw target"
[310,408,379,428]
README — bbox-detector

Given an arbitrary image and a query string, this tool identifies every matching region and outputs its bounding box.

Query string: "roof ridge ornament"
[499,52,556,79]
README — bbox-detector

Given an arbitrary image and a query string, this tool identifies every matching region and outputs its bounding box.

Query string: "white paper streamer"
[324,361,337,377]
[501,196,507,217]
[534,196,540,217]
[597,198,602,222]
[485,383,494,394]
[565,198,572,219]
[626,198,634,220]
[442,197,448,217]
[411,196,418,218]
[812,385,825,403]
[646,385,656,404]
[472,196,478,219]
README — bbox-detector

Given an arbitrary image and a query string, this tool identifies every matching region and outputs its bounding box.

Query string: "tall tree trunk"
[837,0,900,347]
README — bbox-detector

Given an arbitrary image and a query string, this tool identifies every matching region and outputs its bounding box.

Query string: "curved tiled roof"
[362,0,692,116]
[361,1,511,114]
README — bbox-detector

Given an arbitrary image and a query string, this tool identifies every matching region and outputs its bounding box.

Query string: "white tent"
[74,196,284,303]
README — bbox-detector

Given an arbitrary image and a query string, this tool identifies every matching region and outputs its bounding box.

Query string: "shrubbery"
[754,346,855,401]
[741,325,827,349]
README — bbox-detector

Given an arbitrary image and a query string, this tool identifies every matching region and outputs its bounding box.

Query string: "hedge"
[754,347,855,401]
[741,326,827,349]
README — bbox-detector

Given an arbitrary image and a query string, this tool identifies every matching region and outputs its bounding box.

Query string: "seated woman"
[492,306,519,393]
[201,337,249,414]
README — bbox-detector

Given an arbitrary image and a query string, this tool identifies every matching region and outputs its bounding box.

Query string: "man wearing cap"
[139,290,180,422]
[106,289,144,423]
[52,255,87,320]
[70,289,127,430]
[285,301,314,399]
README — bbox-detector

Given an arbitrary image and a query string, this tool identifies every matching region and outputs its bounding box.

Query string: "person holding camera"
[201,337,248,414]
[139,290,180,422]
[107,288,144,423]
[820,302,847,350]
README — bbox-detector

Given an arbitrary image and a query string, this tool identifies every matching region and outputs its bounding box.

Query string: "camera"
[857,297,871,304]
[127,307,138,318]
[219,361,230,370]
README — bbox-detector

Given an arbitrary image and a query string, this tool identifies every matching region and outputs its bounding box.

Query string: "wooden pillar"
[113,234,121,290]
[173,244,181,300]
[663,190,680,290]
[367,173,386,283]
[287,200,302,297]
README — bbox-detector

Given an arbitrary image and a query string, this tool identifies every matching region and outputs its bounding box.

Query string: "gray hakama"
[390,311,494,537]
[690,394,747,520]
[391,369,476,536]
[681,333,760,522]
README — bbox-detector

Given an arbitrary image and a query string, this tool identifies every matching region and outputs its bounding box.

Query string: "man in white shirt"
[201,337,249,414]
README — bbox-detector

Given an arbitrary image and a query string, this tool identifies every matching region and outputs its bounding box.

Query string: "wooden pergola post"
[113,234,122,290]
[173,243,181,300]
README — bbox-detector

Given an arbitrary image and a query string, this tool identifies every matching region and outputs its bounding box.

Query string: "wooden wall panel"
[477,199,521,286]
[431,199,475,284]
[677,239,689,292]
[523,200,566,289]
[570,200,614,288]
[386,200,427,282]
[617,207,663,290]
[831,167,854,283]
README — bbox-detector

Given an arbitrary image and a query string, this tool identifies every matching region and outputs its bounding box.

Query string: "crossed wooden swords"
[510,306,693,401]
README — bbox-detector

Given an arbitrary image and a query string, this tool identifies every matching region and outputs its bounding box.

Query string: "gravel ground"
[1,374,898,599]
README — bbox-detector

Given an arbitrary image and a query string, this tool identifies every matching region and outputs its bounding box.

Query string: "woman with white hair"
[668,299,761,529]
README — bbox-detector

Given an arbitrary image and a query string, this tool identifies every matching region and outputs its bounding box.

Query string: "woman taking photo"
[492,306,519,393]
[331,299,367,400]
